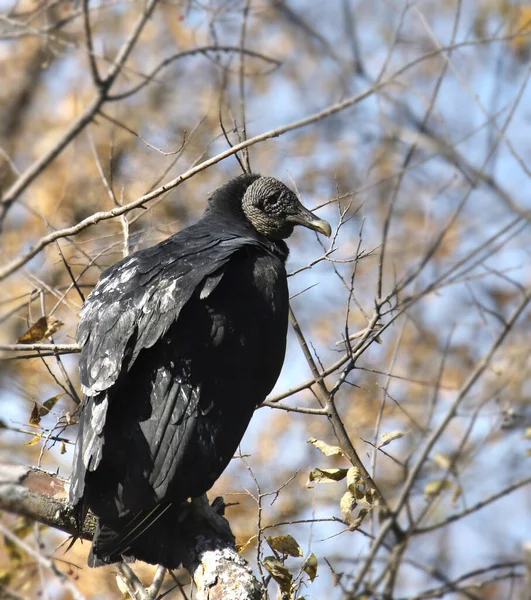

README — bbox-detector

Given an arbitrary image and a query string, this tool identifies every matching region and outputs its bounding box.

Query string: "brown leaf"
[266,534,303,557]
[17,316,64,344]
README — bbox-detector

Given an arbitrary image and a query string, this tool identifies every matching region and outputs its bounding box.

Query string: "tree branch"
[0,464,264,600]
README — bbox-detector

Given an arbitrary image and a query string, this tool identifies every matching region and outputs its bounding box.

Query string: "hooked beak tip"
[287,201,332,237]
[308,218,332,237]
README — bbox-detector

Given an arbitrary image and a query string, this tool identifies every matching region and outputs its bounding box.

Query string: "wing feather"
[72,226,265,507]
[78,231,251,396]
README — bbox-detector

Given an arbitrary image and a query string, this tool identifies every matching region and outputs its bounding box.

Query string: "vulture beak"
[288,203,332,237]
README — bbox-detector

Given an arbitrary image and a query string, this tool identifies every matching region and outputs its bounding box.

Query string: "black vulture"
[69,173,331,568]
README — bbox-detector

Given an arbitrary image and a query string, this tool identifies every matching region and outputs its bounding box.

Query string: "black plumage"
[69,174,331,568]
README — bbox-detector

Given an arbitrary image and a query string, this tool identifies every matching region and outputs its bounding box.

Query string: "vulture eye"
[263,194,282,213]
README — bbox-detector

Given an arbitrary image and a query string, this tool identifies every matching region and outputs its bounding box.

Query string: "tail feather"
[89,503,189,568]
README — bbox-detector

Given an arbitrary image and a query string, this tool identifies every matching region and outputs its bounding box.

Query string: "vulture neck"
[203,175,289,263]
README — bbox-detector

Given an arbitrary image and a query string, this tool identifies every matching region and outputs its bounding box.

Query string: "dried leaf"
[17,316,64,344]
[41,393,62,414]
[308,437,344,457]
[307,468,349,487]
[340,490,357,524]
[266,534,303,557]
[236,535,257,553]
[29,403,41,427]
[346,466,362,493]
[378,430,405,448]
[60,441,67,454]
[302,553,318,582]
[524,428,531,439]
[433,452,452,470]
[29,394,62,427]
[263,556,292,594]
[364,487,378,506]
[25,432,42,446]
[424,479,452,500]
[348,507,369,530]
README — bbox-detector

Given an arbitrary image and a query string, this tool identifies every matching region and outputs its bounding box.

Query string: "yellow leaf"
[424,479,452,500]
[236,535,257,553]
[17,316,64,344]
[60,441,67,454]
[307,468,349,487]
[25,432,42,446]
[302,553,318,582]
[266,534,302,557]
[433,452,452,470]
[308,437,344,457]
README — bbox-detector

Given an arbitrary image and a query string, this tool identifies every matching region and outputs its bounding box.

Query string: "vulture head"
[241,176,331,240]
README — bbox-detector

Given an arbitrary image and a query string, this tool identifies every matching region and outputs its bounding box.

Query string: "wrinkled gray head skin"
[242,176,332,240]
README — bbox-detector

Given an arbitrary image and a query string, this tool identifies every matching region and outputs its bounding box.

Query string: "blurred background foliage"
[1,0,531,598]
